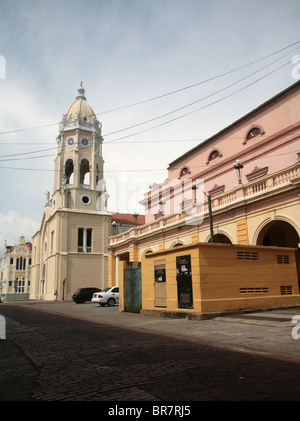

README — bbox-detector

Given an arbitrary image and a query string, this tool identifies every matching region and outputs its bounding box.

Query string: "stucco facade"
[108,80,300,314]
[140,243,299,315]
[30,84,111,301]
[0,236,32,300]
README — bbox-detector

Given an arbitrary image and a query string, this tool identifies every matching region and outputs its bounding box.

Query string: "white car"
[92,287,119,307]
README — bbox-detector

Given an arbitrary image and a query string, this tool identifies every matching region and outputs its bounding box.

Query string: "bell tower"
[52,83,107,211]
[30,83,112,301]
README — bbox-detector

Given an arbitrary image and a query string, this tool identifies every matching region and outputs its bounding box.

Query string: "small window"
[244,126,264,144]
[78,228,84,252]
[51,231,54,254]
[78,228,92,253]
[246,127,262,140]
[179,167,190,178]
[280,286,293,295]
[209,150,220,161]
[277,255,290,264]
[86,229,92,253]
[206,149,222,164]
[240,287,269,294]
[237,251,258,260]
[81,195,90,205]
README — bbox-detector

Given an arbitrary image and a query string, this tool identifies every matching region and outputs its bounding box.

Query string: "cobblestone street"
[1,303,300,402]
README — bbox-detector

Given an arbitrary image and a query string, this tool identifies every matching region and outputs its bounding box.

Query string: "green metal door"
[124,267,142,313]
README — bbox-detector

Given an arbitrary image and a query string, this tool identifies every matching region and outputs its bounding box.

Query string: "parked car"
[72,287,101,304]
[92,287,119,307]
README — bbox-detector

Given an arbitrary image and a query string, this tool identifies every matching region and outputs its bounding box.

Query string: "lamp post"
[133,212,139,226]
[234,160,244,184]
[192,183,214,243]
[206,193,214,243]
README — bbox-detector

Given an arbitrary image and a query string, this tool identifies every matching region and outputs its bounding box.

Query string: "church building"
[30,84,111,301]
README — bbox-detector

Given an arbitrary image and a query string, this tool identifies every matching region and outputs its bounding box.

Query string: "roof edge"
[168,80,300,168]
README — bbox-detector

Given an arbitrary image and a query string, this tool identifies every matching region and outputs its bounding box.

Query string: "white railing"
[109,162,300,245]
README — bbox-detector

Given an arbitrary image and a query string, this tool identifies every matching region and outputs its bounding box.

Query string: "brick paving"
[1,304,300,402]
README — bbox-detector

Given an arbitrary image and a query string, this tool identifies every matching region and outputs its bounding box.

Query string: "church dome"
[66,83,96,124]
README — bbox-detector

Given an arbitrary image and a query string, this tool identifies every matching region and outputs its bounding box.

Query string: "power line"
[0,146,57,158]
[105,58,294,143]
[0,41,299,136]
[0,149,298,173]
[104,47,299,140]
[0,55,297,163]
[1,48,298,155]
[97,40,300,115]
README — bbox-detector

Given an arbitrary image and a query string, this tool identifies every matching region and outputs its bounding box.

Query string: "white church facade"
[30,84,112,301]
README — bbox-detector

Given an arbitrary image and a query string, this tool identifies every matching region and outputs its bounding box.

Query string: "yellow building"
[140,243,299,316]
[0,236,32,301]
[30,84,111,301]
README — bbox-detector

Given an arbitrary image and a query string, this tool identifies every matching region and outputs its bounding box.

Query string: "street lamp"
[234,160,244,184]
[206,193,214,243]
[192,183,214,243]
[133,212,139,226]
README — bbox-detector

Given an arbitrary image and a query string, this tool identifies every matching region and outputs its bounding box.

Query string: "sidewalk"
[4,300,300,362]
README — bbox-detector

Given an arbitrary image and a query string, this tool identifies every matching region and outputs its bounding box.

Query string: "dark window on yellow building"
[78,228,92,253]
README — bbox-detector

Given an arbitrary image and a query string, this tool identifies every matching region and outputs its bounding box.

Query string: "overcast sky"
[0,0,300,250]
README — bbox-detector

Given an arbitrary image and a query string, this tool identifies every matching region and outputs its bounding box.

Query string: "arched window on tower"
[96,164,100,187]
[65,159,74,186]
[80,159,90,188]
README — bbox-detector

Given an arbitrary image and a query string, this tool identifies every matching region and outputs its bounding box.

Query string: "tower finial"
[76,82,86,100]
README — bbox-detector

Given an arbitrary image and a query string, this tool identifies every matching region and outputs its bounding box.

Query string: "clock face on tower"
[80,138,90,147]
[67,137,74,147]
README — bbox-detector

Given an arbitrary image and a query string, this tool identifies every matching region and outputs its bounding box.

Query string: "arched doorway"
[256,220,299,248]
[209,234,232,244]
[256,220,300,289]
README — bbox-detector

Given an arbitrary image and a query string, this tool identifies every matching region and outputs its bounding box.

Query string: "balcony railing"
[109,162,300,246]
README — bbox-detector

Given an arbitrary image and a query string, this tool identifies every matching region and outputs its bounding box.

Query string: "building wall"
[141,243,300,314]
[31,209,111,301]
[142,83,300,225]
[107,83,300,309]
[0,236,32,297]
[167,84,300,189]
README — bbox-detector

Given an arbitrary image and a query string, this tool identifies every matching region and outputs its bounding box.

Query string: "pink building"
[108,80,300,286]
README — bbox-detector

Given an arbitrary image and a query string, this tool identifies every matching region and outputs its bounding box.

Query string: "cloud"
[0,210,39,255]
